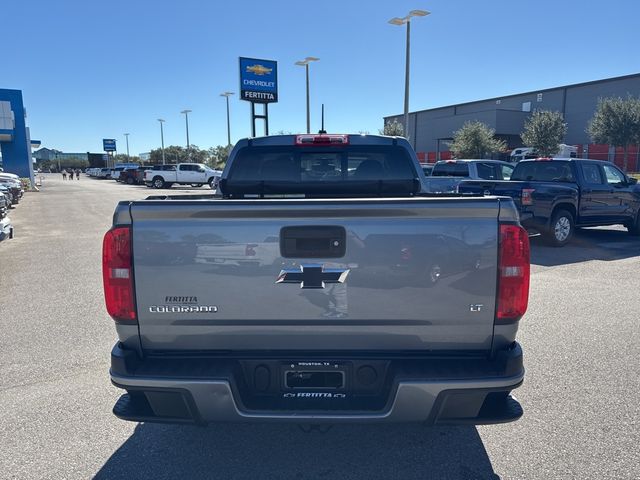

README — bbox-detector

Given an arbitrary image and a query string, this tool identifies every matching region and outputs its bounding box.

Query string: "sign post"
[239,57,278,136]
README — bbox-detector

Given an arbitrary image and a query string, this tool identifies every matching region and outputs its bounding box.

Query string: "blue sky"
[3,0,640,155]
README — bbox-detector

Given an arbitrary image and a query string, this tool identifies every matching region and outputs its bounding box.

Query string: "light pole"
[388,9,430,137]
[157,119,166,164]
[219,92,234,146]
[181,109,192,159]
[295,57,319,134]
[123,133,130,160]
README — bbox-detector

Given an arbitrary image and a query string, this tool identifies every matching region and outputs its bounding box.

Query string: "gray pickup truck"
[104,134,529,426]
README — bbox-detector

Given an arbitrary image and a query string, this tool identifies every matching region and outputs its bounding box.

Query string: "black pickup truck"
[458,158,640,246]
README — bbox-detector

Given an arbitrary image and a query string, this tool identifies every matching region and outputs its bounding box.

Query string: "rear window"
[227,146,416,182]
[431,162,470,177]
[511,161,575,182]
[223,145,419,197]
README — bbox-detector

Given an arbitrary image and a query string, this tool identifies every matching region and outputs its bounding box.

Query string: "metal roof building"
[383,73,640,163]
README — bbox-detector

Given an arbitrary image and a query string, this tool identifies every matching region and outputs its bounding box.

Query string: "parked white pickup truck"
[144,163,222,189]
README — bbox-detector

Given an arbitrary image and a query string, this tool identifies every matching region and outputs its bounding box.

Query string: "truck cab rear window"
[511,162,574,182]
[227,146,417,182]
[431,162,470,177]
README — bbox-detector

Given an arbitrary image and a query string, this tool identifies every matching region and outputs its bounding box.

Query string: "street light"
[295,57,320,134]
[180,109,192,159]
[219,92,234,146]
[157,119,166,164]
[123,133,130,159]
[388,9,430,137]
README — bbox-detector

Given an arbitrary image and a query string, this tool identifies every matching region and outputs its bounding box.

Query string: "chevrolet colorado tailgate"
[129,197,502,352]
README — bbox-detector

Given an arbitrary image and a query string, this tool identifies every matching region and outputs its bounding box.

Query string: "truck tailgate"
[458,180,527,209]
[130,198,501,352]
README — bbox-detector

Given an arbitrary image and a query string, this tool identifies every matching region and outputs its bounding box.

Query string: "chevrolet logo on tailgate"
[276,264,350,289]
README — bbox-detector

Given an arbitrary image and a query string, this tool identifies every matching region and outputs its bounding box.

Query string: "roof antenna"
[318,104,327,134]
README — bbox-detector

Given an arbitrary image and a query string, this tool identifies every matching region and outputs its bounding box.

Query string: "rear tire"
[152,177,165,189]
[546,209,574,247]
[126,177,134,185]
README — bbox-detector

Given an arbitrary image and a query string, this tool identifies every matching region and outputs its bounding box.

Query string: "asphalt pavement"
[0,174,638,479]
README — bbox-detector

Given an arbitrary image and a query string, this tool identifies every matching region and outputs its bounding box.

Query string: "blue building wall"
[0,89,33,179]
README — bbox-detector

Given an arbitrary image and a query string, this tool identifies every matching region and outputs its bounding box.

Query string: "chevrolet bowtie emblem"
[246,64,272,76]
[276,264,350,289]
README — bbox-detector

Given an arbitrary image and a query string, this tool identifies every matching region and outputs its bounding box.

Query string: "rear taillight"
[522,188,535,206]
[496,224,530,323]
[102,227,136,322]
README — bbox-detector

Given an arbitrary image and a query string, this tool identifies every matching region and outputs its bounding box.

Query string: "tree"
[150,145,184,164]
[148,145,207,164]
[449,121,506,159]
[112,153,141,164]
[185,145,208,163]
[588,96,640,171]
[206,145,232,170]
[379,119,405,137]
[521,110,568,157]
[60,157,89,169]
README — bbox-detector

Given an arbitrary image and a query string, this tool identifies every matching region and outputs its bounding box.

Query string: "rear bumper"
[110,343,524,425]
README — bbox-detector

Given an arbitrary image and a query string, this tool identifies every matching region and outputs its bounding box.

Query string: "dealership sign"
[103,138,116,152]
[239,57,278,103]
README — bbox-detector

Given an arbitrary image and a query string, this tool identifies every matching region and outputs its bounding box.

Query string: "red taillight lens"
[102,227,136,322]
[496,224,530,323]
[522,188,535,206]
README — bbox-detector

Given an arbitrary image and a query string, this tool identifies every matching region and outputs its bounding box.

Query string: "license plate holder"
[283,361,348,391]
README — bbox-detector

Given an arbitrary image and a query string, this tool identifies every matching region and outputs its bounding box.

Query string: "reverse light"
[496,224,530,323]
[102,227,136,322]
[295,134,349,146]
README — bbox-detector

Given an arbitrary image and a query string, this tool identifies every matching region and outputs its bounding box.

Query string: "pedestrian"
[62,169,67,180]
[75,168,80,180]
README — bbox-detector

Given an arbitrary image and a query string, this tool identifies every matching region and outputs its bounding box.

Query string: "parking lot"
[1,173,639,479]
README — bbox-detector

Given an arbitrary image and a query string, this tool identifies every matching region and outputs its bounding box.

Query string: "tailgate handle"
[280,226,346,258]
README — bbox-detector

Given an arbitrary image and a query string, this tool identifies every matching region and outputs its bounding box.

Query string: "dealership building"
[384,72,640,169]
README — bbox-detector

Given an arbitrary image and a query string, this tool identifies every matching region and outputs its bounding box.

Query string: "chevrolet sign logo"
[246,64,272,76]
[276,264,350,289]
